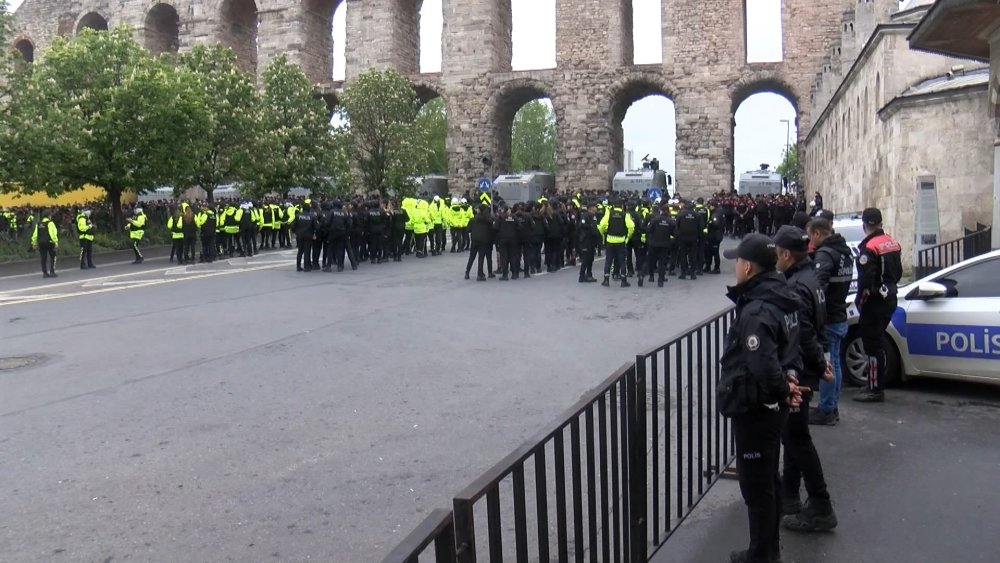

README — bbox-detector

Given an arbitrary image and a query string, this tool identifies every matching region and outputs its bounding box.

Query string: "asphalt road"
[0,247,736,562]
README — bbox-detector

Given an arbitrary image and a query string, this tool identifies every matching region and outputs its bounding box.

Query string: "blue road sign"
[648,188,662,201]
[478,177,492,192]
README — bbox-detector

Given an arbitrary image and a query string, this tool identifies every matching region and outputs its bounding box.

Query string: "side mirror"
[906,281,947,301]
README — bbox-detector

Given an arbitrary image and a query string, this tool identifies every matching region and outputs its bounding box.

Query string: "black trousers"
[782,395,830,504]
[677,239,698,275]
[183,235,196,262]
[646,246,670,281]
[433,224,445,252]
[171,239,184,262]
[132,238,143,261]
[368,232,384,262]
[296,237,312,271]
[859,300,896,393]
[201,235,216,263]
[500,240,520,275]
[414,233,427,256]
[603,242,626,277]
[278,226,290,248]
[390,230,403,260]
[403,230,414,254]
[705,241,721,271]
[311,234,324,267]
[734,407,786,561]
[466,242,492,276]
[578,247,594,279]
[240,229,255,257]
[79,239,94,268]
[39,242,56,274]
[545,238,561,269]
[633,243,647,276]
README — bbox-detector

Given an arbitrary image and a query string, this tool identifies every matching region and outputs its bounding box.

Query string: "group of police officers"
[719,206,901,563]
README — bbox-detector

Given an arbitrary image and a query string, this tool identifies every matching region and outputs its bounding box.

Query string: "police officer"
[76,208,96,269]
[642,204,676,288]
[388,200,408,262]
[126,206,147,264]
[32,209,59,278]
[772,226,838,533]
[854,207,902,403]
[718,234,805,563]
[368,199,390,264]
[705,201,724,274]
[294,203,318,272]
[598,197,635,288]
[323,200,352,272]
[196,206,217,263]
[675,201,701,280]
[496,205,521,281]
[694,197,710,274]
[168,207,185,263]
[577,203,600,283]
[465,205,495,281]
[807,217,854,425]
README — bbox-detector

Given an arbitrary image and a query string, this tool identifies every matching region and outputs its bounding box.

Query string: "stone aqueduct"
[11,0,856,196]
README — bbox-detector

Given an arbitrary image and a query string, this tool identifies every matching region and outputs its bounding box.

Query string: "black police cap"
[773,225,809,253]
[723,233,777,268]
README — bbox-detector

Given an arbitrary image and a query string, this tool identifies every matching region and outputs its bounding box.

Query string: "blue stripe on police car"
[905,323,1000,360]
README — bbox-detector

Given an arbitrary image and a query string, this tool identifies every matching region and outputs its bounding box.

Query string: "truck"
[493,172,556,204]
[738,164,783,197]
[612,156,673,197]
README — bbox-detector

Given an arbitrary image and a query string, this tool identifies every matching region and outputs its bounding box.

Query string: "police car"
[832,212,867,293]
[843,249,1000,387]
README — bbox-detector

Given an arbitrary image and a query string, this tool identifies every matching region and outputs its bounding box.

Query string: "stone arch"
[144,3,180,55]
[608,73,678,171]
[301,0,344,82]
[218,0,258,75]
[77,12,110,34]
[486,78,558,174]
[413,81,444,108]
[729,74,800,191]
[12,37,34,63]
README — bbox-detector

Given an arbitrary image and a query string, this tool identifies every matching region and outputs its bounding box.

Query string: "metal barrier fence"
[384,306,737,563]
[915,225,992,279]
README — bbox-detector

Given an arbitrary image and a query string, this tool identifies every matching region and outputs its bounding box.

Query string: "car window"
[937,258,1000,298]
[834,224,866,243]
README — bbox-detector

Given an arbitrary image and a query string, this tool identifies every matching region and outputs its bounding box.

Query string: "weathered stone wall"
[802,17,992,270]
[11,0,856,198]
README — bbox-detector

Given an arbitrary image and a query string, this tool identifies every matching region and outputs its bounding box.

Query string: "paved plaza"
[0,249,735,562]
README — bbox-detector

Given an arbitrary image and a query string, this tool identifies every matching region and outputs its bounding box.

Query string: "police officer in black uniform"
[323,200,352,272]
[854,207,902,402]
[675,201,701,280]
[367,200,389,264]
[294,204,318,272]
[642,204,676,288]
[773,226,838,533]
[577,203,600,283]
[705,201,724,274]
[718,234,806,563]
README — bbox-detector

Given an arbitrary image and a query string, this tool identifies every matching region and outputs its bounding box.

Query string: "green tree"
[511,100,556,173]
[250,54,338,199]
[416,97,448,175]
[178,44,260,202]
[340,68,432,196]
[776,143,799,188]
[0,28,211,229]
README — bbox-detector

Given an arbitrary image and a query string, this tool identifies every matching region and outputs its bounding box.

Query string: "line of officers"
[460,193,727,287]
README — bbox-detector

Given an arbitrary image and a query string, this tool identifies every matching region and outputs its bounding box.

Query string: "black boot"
[601,276,610,287]
[464,271,470,280]
[620,277,630,288]
[783,498,838,532]
[637,276,643,287]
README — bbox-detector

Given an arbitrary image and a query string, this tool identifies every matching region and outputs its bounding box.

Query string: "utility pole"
[779,119,791,155]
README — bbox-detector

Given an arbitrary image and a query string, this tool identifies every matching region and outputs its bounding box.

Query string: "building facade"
[802,0,992,269]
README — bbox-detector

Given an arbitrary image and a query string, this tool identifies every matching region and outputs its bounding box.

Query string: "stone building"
[802,0,993,270]
[908,0,1000,251]
[9,0,856,198]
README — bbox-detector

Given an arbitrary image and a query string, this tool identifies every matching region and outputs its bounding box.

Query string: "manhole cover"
[0,355,45,371]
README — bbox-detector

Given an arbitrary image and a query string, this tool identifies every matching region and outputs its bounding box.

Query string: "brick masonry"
[11,0,854,197]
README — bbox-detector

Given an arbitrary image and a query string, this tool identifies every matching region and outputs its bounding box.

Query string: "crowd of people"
[719,205,901,563]
[3,187,828,285]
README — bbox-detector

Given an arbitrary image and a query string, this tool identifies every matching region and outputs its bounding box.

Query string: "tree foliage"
[340,68,432,196]
[416,97,448,175]
[0,27,211,228]
[249,54,338,199]
[177,44,260,202]
[511,100,556,173]
[776,143,799,188]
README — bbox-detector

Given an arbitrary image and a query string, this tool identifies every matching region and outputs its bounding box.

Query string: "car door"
[901,256,1000,380]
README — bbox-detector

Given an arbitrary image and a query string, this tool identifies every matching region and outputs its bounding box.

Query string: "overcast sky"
[8,0,800,188]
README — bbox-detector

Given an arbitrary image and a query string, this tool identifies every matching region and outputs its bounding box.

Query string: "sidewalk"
[0,245,172,278]
[652,380,1000,563]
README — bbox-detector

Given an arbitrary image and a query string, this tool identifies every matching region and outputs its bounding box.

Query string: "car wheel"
[841,328,902,388]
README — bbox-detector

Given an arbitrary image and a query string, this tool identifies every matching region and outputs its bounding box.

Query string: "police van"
[843,249,1000,387]
[832,212,867,293]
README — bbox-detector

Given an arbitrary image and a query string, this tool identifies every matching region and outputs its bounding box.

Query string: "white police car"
[843,249,1000,387]
[832,212,867,294]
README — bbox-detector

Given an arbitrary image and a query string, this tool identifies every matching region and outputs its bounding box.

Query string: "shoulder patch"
[747,335,760,352]
[859,254,869,265]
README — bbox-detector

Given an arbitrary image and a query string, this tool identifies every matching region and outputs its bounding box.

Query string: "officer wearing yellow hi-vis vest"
[32,209,59,278]
[76,209,96,269]
[597,197,635,288]
[126,206,147,264]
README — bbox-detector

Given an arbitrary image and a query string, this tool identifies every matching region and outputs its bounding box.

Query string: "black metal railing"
[915,224,992,279]
[384,306,738,563]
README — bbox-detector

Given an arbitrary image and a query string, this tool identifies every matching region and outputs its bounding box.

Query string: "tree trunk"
[105,185,124,233]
